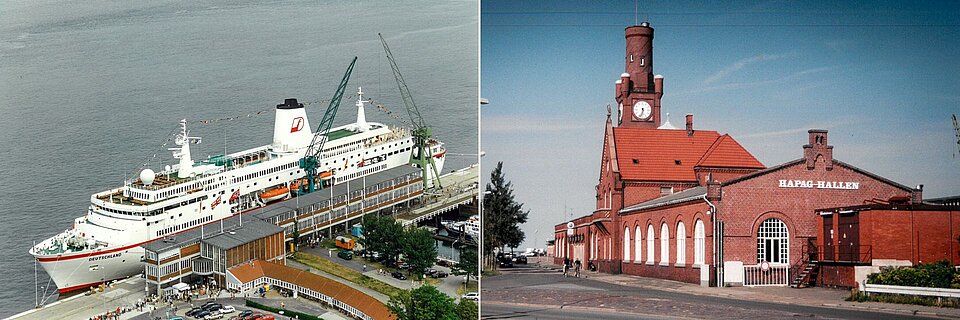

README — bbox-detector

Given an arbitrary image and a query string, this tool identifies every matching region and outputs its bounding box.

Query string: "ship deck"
[326,128,360,141]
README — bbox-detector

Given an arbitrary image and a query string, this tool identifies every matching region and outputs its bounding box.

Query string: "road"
[482,264,941,320]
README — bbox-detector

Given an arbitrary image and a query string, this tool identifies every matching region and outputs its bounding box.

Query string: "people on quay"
[574,259,582,278]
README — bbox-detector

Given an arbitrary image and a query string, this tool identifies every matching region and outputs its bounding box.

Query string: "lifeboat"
[319,171,333,179]
[259,186,289,202]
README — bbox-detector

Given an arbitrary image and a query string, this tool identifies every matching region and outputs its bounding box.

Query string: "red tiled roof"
[613,128,763,182]
[696,134,765,169]
[228,260,394,320]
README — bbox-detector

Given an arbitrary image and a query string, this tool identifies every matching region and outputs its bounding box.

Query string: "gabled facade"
[555,22,925,287]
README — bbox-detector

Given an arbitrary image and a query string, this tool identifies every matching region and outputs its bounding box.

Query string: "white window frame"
[694,219,705,266]
[757,218,789,265]
[623,227,631,262]
[676,221,686,266]
[646,224,655,264]
[634,225,642,263]
[660,223,670,266]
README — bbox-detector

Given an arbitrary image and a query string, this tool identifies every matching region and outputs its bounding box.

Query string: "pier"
[396,164,479,227]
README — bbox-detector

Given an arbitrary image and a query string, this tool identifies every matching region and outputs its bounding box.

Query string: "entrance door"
[823,214,834,261]
[837,212,860,262]
[573,245,585,263]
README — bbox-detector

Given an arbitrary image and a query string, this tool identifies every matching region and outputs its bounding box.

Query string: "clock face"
[633,101,652,120]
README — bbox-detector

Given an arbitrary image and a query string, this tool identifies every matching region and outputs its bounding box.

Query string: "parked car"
[204,311,223,320]
[194,310,211,319]
[219,305,235,314]
[337,250,353,260]
[237,310,253,318]
[169,317,185,320]
[462,292,479,301]
[391,271,407,280]
[396,261,408,269]
[514,255,527,264]
[430,270,449,278]
[243,313,263,320]
[425,268,438,276]
[259,315,275,320]
[204,304,223,313]
[186,308,203,317]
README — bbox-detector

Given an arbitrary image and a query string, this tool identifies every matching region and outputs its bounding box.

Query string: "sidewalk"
[533,258,960,318]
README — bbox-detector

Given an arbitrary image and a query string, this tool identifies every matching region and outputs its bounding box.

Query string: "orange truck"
[335,236,355,251]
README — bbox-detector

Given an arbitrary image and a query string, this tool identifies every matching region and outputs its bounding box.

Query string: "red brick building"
[814,204,960,288]
[554,22,924,287]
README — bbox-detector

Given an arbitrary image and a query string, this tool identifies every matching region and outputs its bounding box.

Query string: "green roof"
[325,128,358,141]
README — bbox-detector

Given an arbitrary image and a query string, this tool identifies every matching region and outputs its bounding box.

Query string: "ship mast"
[169,119,202,179]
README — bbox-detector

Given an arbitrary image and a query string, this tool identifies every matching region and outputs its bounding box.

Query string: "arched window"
[676,221,686,265]
[634,225,642,262]
[646,224,655,263]
[623,227,631,261]
[757,218,789,264]
[660,223,670,265]
[694,219,705,266]
[591,233,597,260]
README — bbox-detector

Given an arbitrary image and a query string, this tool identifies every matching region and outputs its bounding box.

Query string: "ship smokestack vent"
[277,98,304,109]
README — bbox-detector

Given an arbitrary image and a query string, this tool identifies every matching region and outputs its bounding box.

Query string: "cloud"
[677,65,838,96]
[704,53,787,84]
[482,115,601,134]
[738,117,870,139]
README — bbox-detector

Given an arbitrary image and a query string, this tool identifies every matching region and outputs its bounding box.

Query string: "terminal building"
[144,165,424,294]
[143,214,285,294]
[554,22,946,288]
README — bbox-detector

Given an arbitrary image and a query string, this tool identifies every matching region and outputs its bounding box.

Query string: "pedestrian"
[562,262,569,277]
[363,264,367,272]
[574,259,582,278]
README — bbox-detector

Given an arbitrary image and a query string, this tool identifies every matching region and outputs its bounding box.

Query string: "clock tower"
[615,22,664,129]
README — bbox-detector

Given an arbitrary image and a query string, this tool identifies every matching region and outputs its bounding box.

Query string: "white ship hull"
[31,89,447,293]
[35,247,144,293]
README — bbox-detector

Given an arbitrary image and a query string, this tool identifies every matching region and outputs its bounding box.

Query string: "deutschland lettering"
[778,180,859,190]
[88,252,121,262]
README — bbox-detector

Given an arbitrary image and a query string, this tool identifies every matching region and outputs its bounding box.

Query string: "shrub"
[867,260,957,288]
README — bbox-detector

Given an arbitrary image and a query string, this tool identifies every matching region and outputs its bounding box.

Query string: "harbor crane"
[299,56,358,194]
[953,114,960,160]
[379,33,443,190]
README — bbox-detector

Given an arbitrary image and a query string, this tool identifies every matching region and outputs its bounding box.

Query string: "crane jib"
[299,56,358,194]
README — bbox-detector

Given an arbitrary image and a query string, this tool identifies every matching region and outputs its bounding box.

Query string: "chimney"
[620,73,630,97]
[803,129,834,170]
[615,79,623,100]
[654,74,664,98]
[685,114,694,136]
[912,185,924,204]
[706,178,721,201]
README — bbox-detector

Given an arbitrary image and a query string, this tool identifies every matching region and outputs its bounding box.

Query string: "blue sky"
[481,0,960,249]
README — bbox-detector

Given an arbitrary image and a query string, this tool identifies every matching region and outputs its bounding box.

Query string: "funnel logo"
[290,117,304,133]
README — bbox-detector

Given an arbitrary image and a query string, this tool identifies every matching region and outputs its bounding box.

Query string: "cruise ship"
[29,87,446,293]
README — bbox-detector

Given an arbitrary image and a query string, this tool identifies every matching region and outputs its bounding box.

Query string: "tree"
[456,299,478,320]
[482,162,529,270]
[363,216,404,265]
[402,227,438,278]
[452,246,478,286]
[387,285,457,320]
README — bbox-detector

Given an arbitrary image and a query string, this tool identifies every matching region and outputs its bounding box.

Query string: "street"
[482,263,943,320]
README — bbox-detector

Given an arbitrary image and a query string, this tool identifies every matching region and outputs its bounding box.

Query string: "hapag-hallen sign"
[778,180,860,190]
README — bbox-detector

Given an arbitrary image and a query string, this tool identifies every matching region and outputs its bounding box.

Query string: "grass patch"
[291,252,404,298]
[246,299,321,320]
[456,281,479,296]
[424,277,442,286]
[848,291,960,308]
